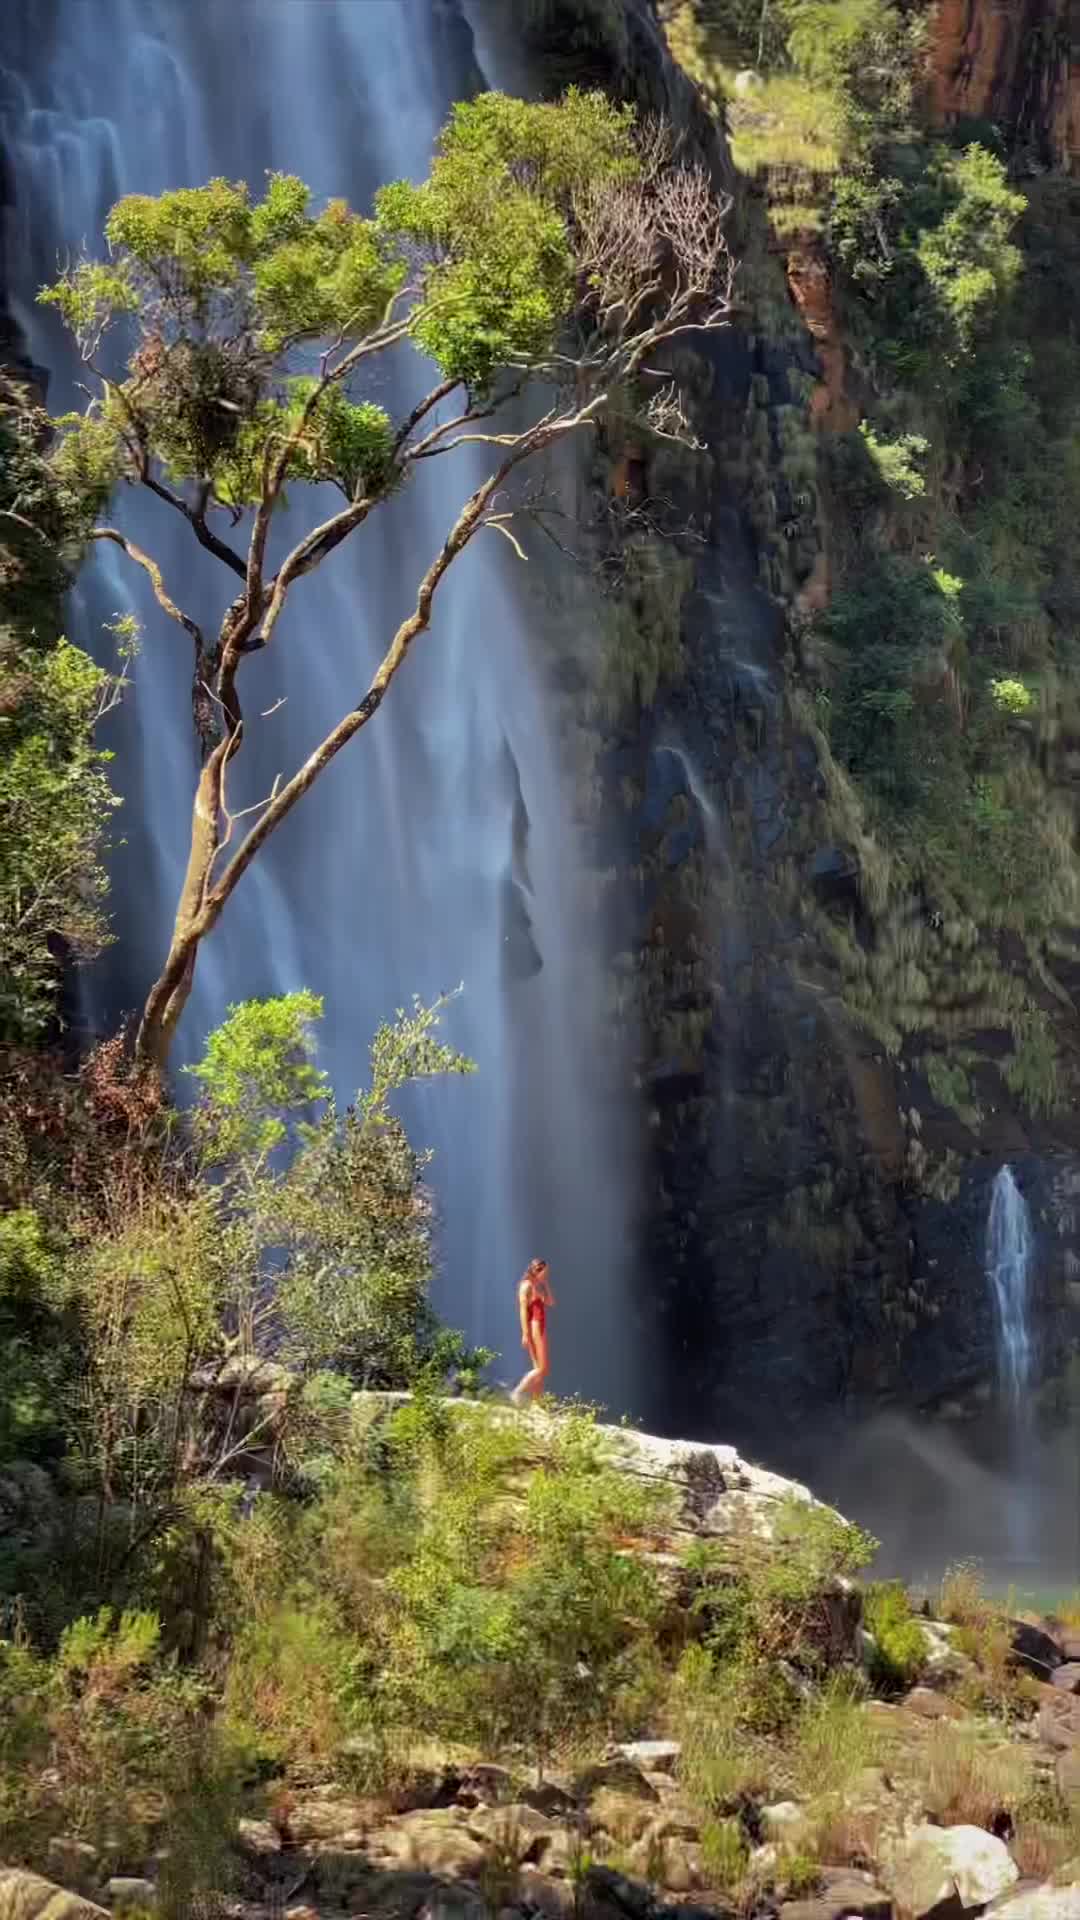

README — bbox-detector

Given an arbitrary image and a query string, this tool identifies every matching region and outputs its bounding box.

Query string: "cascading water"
[985,1164,1034,1406]
[1,0,637,1411]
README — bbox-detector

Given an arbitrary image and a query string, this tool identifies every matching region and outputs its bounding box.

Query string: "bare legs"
[512,1320,548,1404]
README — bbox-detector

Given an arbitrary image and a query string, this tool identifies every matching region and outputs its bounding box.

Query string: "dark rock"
[456,1762,515,1807]
[779,1881,892,1920]
[1010,1619,1064,1679]
[808,843,859,907]
[520,1780,578,1819]
[584,1864,657,1920]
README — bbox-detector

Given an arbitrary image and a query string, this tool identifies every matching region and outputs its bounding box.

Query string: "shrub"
[863,1581,926,1692]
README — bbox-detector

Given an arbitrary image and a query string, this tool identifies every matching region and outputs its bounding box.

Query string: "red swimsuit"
[527,1293,546,1338]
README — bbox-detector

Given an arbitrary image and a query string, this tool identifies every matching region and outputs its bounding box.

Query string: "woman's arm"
[518,1279,532,1344]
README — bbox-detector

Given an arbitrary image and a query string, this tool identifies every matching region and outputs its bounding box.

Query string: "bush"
[0,1608,243,1914]
[863,1581,925,1692]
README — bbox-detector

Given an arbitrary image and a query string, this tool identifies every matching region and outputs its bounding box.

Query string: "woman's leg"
[513,1323,547,1402]
[525,1321,549,1397]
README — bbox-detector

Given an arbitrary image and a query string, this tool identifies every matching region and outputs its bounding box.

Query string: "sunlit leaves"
[0,639,120,1040]
[377,88,638,387]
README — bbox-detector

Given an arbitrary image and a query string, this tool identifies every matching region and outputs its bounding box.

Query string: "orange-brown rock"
[930,0,1080,174]
[785,236,858,437]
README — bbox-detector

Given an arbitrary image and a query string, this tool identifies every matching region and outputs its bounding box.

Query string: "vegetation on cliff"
[661,0,1080,1144]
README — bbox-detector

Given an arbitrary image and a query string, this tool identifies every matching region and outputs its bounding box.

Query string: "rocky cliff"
[485,0,1080,1454]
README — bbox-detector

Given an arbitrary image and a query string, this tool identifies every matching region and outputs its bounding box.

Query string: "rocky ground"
[4,1416,1080,1920]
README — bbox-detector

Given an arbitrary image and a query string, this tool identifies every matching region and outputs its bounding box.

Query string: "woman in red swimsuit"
[512,1257,554,1404]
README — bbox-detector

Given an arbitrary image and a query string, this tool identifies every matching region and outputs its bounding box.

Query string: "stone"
[520,1779,578,1819]
[1057,1748,1080,1799]
[46,1837,100,1893]
[416,1888,489,1920]
[518,1865,576,1917]
[645,1803,701,1843]
[576,1759,658,1803]
[235,1817,282,1860]
[456,1763,515,1807]
[1038,1692,1080,1750]
[613,1740,681,1775]
[779,1882,891,1920]
[1051,1664,1080,1694]
[107,1881,158,1914]
[990,1891,1080,1919]
[887,1824,1019,1916]
[283,1793,369,1843]
[0,1868,110,1917]
[761,1801,808,1843]
[365,1811,486,1879]
[733,67,764,96]
[903,1686,967,1722]
[466,1803,554,1859]
[1057,1634,1080,1663]
[918,1620,974,1685]
[589,1788,659,1843]
[1011,1621,1064,1681]
[583,1863,656,1920]
[632,1836,705,1893]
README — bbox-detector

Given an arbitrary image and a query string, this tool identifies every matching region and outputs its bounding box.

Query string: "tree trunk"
[134,744,228,1069]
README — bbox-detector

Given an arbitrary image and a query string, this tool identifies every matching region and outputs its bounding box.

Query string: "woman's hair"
[524,1256,547,1279]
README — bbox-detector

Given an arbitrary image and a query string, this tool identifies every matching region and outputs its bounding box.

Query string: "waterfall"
[0,0,637,1412]
[985,1164,1034,1405]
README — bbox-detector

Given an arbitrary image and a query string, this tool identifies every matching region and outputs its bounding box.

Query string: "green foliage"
[923,1056,982,1131]
[862,1580,926,1692]
[225,1403,668,1781]
[858,421,928,500]
[1003,1011,1061,1117]
[0,1210,78,1464]
[989,677,1035,715]
[0,1606,243,1912]
[916,147,1025,355]
[380,89,634,388]
[0,636,120,1040]
[41,92,641,518]
[186,989,328,1161]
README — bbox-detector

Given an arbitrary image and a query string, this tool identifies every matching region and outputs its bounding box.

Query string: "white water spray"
[0,0,637,1411]
[985,1164,1034,1405]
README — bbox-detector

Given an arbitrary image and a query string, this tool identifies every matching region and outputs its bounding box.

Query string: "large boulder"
[0,1868,110,1917]
[887,1824,1019,1916]
[350,1394,839,1551]
[991,1890,1080,1919]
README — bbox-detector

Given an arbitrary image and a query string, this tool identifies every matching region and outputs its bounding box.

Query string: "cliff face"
[496,0,1080,1456]
[931,0,1080,171]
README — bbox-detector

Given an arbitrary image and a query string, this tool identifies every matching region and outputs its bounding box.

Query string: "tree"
[40,89,734,1068]
[0,377,125,1041]
[64,989,480,1585]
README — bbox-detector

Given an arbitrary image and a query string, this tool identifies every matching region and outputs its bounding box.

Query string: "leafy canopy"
[39,89,640,514]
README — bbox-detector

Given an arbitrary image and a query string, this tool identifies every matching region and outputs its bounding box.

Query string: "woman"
[511,1257,554,1404]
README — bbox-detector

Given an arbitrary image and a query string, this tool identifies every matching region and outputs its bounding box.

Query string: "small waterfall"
[985,1164,1034,1404]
